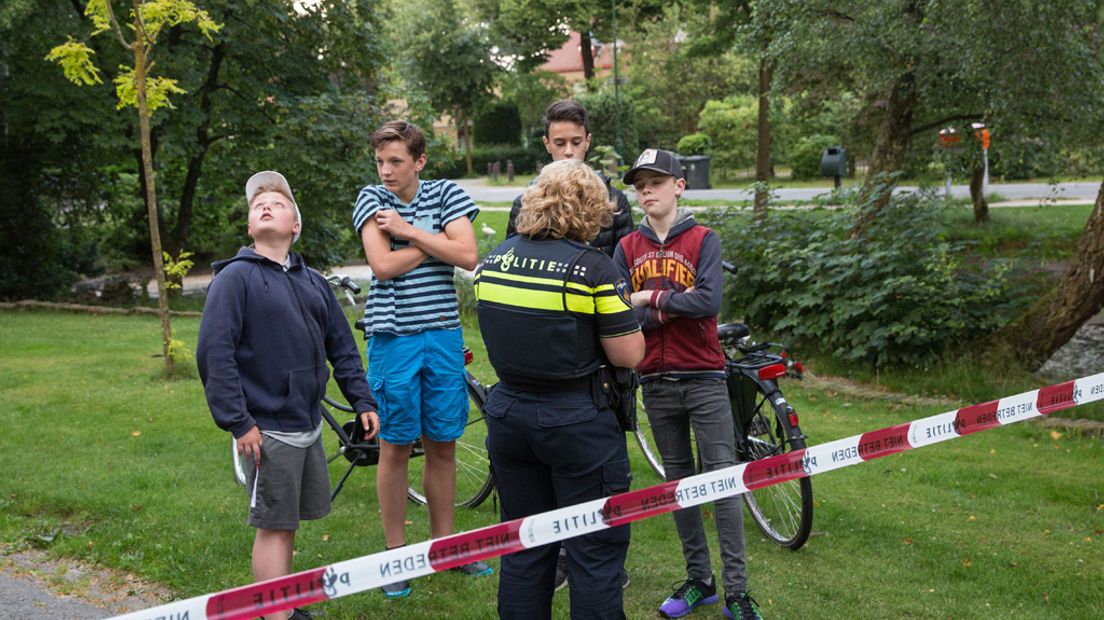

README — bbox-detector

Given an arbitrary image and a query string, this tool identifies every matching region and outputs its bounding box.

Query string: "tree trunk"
[169,42,225,256]
[134,134,165,251]
[851,70,917,238]
[460,110,473,177]
[133,29,174,375]
[580,29,595,82]
[753,57,772,218]
[984,179,1104,370]
[970,165,989,223]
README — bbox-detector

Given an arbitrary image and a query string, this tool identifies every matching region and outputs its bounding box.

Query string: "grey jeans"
[642,378,747,595]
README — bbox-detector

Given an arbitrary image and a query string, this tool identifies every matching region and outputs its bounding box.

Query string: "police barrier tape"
[110,373,1098,620]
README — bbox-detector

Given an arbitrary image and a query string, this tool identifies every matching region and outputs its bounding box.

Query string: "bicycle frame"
[728,353,807,456]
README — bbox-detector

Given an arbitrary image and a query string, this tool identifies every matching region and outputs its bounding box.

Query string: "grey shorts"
[243,435,331,530]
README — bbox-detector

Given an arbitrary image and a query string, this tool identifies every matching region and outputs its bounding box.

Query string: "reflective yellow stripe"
[595,293,632,315]
[570,282,616,294]
[476,281,595,314]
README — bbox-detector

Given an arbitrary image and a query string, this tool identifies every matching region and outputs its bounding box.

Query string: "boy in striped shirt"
[353,120,490,597]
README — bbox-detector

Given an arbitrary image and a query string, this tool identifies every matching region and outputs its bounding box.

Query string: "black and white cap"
[245,171,302,243]
[622,149,684,185]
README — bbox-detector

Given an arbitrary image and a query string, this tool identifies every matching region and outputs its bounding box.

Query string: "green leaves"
[44,38,103,86]
[137,0,222,42]
[710,193,1025,367]
[50,2,226,114]
[112,65,185,111]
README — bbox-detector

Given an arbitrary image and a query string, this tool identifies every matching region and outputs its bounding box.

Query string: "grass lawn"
[1,310,1100,619]
[941,203,1095,261]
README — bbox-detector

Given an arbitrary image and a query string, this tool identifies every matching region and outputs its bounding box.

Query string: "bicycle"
[233,275,496,508]
[632,261,815,550]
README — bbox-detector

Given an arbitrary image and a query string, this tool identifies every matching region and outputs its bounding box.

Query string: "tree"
[17,0,384,276]
[622,3,752,149]
[985,180,1104,369]
[498,69,571,135]
[672,0,778,215]
[0,0,132,299]
[48,0,221,375]
[769,1,1104,237]
[396,0,498,176]
[472,0,573,71]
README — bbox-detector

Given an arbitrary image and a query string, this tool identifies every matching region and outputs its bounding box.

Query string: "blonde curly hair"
[516,159,615,242]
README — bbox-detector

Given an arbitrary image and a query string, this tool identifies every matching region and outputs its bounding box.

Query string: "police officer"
[475,159,645,620]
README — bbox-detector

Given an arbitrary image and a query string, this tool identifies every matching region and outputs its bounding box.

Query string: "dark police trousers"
[484,383,632,620]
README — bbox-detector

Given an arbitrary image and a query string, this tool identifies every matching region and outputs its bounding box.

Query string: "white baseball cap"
[245,170,302,243]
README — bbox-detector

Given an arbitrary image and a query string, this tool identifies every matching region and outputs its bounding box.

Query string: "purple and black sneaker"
[658,576,718,618]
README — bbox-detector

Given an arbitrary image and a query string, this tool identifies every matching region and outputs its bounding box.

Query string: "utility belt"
[591,365,640,433]
[498,374,592,394]
[498,366,639,433]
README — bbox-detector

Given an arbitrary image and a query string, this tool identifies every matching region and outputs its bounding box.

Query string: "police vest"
[475,235,624,389]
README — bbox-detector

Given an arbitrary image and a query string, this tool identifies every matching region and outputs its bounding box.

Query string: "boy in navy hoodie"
[613,150,765,620]
[198,171,378,620]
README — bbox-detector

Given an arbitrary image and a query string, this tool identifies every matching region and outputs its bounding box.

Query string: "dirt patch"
[803,372,957,408]
[0,545,171,616]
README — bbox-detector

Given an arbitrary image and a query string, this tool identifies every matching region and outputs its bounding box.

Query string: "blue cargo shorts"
[366,327,469,445]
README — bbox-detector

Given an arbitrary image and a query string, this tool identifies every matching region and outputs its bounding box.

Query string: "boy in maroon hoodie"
[613,149,765,620]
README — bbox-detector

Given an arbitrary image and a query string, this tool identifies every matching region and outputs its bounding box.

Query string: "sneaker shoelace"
[735,594,761,620]
[669,579,702,600]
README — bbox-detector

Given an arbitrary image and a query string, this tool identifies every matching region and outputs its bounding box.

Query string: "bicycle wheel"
[406,377,494,508]
[633,390,666,478]
[738,381,813,550]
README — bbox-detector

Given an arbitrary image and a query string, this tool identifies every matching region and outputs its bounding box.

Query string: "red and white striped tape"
[111,373,1099,620]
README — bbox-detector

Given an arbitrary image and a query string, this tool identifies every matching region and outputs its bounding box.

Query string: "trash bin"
[678,155,711,189]
[820,147,847,178]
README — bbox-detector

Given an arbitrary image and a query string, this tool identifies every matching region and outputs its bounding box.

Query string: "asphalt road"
[0,571,110,619]
[453,179,1100,203]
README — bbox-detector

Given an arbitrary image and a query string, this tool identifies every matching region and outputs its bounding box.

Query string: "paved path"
[0,571,111,619]
[453,178,1100,203]
[154,192,1094,298]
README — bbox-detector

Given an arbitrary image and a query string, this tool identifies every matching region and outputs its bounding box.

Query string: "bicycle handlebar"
[325,274,362,295]
[722,260,736,275]
[340,276,361,295]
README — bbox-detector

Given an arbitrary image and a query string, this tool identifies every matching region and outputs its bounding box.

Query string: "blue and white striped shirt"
[353,179,479,336]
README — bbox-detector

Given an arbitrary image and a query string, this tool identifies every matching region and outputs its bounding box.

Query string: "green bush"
[577,90,640,164]
[474,101,523,147]
[676,132,712,156]
[706,193,1027,367]
[789,134,841,179]
[698,95,757,177]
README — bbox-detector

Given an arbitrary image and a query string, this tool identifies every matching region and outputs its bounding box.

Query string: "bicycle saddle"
[717,322,749,343]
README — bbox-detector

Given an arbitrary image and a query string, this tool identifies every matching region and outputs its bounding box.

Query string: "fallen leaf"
[1049,430,1062,440]
[961,558,972,567]
[968,515,977,522]
[903,537,913,545]
[322,534,330,542]
[131,431,141,437]
[405,520,413,526]
[989,449,996,455]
